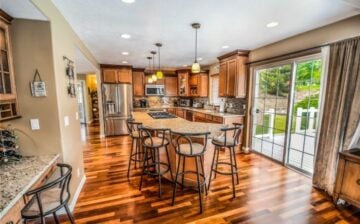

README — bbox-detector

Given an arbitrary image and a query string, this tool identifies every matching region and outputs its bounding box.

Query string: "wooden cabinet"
[167,108,176,115]
[334,149,360,207]
[178,70,190,96]
[176,108,185,118]
[132,69,145,97]
[218,50,249,98]
[101,65,132,84]
[0,11,19,121]
[189,72,208,97]
[165,76,178,96]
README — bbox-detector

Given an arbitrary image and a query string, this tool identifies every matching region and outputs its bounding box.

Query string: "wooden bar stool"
[208,123,243,198]
[21,163,75,224]
[170,131,210,214]
[139,127,173,198]
[126,119,143,178]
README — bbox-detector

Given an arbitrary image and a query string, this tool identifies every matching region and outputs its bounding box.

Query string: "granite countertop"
[133,106,245,118]
[132,112,225,138]
[0,154,60,218]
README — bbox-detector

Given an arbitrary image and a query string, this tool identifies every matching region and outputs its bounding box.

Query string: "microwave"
[145,84,165,96]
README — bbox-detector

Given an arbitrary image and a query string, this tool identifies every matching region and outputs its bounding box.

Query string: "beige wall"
[249,15,360,62]
[3,19,62,156]
[29,0,101,205]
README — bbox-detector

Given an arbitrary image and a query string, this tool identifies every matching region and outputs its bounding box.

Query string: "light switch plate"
[30,119,40,130]
[75,112,79,120]
[64,116,70,127]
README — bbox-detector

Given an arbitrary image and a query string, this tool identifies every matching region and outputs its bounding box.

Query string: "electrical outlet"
[30,119,40,130]
[77,168,81,177]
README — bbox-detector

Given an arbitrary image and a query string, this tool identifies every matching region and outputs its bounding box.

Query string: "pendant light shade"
[191,23,201,73]
[155,43,164,79]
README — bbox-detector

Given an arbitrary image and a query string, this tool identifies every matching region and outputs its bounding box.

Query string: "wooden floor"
[69,123,360,224]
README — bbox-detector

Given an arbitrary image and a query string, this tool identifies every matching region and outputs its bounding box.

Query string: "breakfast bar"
[132,111,226,186]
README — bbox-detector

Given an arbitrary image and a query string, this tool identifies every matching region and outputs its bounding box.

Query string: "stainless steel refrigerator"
[102,84,133,136]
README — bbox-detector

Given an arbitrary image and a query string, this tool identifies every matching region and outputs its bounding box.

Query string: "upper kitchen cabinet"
[132,69,145,97]
[0,10,19,121]
[164,76,178,96]
[189,72,208,97]
[218,50,249,98]
[101,65,133,84]
[177,70,190,96]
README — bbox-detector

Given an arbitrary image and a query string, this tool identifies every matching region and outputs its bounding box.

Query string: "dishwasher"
[186,110,193,121]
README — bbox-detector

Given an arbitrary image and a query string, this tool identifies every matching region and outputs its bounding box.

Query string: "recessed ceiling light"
[197,57,203,61]
[122,51,129,55]
[222,45,229,49]
[266,22,279,28]
[121,33,131,39]
[183,65,188,67]
[122,61,128,64]
[122,0,135,4]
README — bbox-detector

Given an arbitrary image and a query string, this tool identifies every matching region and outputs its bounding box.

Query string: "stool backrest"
[139,126,170,147]
[24,163,72,215]
[126,119,142,138]
[170,131,210,156]
[219,123,243,146]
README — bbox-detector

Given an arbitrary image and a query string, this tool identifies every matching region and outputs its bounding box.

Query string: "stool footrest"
[212,161,238,176]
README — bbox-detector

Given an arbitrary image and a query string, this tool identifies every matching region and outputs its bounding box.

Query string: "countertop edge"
[0,154,60,219]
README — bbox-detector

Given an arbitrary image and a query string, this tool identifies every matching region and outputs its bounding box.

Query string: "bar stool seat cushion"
[212,136,236,146]
[178,143,204,155]
[22,188,68,217]
[144,137,168,147]
[132,131,140,138]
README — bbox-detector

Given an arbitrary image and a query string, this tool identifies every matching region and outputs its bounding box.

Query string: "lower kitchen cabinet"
[176,108,185,118]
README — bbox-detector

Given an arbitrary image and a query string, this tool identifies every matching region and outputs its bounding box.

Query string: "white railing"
[256,107,318,138]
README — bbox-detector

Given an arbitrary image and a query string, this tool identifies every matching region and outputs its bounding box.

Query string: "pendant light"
[155,43,164,79]
[147,56,153,83]
[191,23,201,73]
[150,51,157,82]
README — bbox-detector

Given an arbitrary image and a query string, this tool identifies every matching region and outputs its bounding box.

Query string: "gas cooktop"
[148,111,177,119]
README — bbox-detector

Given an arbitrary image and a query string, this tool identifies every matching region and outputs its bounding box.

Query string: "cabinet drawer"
[167,108,175,114]
[205,114,212,120]
[341,161,360,202]
[212,116,223,123]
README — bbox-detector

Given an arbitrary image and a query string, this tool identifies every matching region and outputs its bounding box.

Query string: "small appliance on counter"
[139,99,148,108]
[179,99,192,107]
[192,102,203,108]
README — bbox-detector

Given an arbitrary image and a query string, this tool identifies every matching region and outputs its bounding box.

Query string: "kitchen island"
[132,112,226,186]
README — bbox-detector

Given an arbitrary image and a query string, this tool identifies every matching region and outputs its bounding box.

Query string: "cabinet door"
[341,161,360,202]
[236,57,247,98]
[103,69,117,83]
[189,74,199,86]
[178,72,189,96]
[199,74,209,97]
[165,76,178,96]
[176,109,185,118]
[226,59,237,97]
[219,62,227,97]
[132,71,144,96]
[117,68,132,83]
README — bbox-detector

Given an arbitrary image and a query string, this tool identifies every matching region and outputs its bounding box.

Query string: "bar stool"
[21,163,75,224]
[208,123,243,198]
[170,131,210,213]
[126,119,143,178]
[139,127,173,198]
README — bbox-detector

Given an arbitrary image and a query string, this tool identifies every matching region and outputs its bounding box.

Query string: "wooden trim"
[100,64,133,69]
[217,49,250,60]
[0,9,13,24]
[132,68,145,72]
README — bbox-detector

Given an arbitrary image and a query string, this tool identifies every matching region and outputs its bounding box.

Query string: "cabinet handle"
[357,179,360,186]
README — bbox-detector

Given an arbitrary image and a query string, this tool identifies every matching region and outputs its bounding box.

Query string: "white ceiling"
[2,0,359,69]
[0,0,47,21]
[75,47,98,74]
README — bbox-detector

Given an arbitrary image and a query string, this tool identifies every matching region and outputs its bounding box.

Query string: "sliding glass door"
[251,54,324,175]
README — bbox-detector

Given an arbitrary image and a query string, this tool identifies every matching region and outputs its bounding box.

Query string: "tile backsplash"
[134,96,246,114]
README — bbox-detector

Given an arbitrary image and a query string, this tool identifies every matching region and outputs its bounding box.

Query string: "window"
[209,74,221,105]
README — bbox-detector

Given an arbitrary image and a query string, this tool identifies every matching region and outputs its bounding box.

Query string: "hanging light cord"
[152,55,155,73]
[195,27,198,63]
[158,46,161,70]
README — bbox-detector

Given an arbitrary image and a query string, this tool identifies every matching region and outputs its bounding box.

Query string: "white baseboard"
[69,174,86,211]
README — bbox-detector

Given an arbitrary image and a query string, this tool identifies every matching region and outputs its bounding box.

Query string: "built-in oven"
[145,84,165,96]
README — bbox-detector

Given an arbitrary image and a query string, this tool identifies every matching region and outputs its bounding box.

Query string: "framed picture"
[30,69,47,97]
